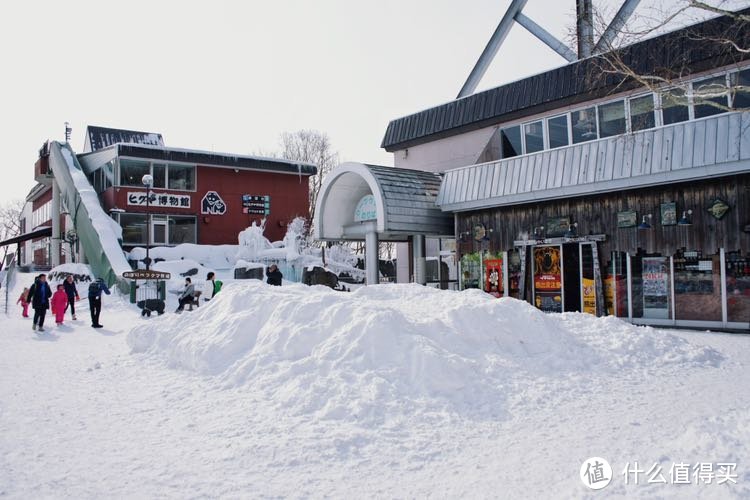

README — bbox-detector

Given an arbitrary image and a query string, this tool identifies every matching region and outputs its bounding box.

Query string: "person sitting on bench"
[175,277,195,313]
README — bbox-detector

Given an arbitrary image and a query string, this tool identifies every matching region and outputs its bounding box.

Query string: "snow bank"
[128,244,238,271]
[127,284,722,423]
[46,263,94,285]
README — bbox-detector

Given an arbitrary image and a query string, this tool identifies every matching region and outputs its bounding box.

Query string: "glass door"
[151,217,168,246]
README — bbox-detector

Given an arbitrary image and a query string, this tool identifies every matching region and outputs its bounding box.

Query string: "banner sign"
[242,195,270,215]
[533,246,562,313]
[127,192,190,208]
[582,277,596,315]
[123,270,171,280]
[354,195,377,222]
[642,256,670,318]
[202,191,227,215]
[485,258,503,298]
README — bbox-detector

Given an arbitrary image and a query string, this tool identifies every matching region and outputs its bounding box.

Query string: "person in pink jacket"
[50,284,69,325]
[17,287,30,317]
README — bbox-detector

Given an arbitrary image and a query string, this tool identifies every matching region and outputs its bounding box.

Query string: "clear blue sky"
[0,0,742,204]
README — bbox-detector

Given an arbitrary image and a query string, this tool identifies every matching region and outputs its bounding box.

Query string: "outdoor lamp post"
[142,174,154,270]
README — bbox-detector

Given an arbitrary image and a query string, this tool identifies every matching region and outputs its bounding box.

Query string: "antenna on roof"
[64,122,72,143]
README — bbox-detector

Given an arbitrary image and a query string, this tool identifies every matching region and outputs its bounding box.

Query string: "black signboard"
[242,194,271,215]
[123,270,171,280]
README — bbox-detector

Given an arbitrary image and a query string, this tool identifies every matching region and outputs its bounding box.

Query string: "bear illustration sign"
[201,191,227,215]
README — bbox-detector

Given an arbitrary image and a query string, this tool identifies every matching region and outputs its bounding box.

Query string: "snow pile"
[151,259,214,293]
[128,244,238,270]
[127,284,723,423]
[46,263,94,285]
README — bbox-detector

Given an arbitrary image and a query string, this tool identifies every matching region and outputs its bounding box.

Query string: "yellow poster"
[582,277,596,315]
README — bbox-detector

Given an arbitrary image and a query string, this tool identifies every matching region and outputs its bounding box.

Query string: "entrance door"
[532,245,564,312]
[151,218,168,246]
[563,243,581,312]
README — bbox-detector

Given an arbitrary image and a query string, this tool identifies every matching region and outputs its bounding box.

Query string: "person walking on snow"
[88,278,111,328]
[266,264,282,286]
[176,277,195,313]
[63,275,80,320]
[27,274,52,332]
[17,287,30,318]
[51,284,69,326]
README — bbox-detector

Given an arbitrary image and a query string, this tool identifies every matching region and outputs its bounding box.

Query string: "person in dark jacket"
[88,278,111,328]
[266,264,283,286]
[27,273,52,332]
[63,275,80,320]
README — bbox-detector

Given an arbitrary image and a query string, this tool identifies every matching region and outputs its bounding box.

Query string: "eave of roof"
[381,8,750,152]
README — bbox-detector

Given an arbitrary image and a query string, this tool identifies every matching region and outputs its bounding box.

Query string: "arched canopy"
[314,162,453,241]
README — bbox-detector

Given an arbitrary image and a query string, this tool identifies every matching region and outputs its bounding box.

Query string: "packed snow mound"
[129,244,238,270]
[46,263,94,285]
[127,283,722,422]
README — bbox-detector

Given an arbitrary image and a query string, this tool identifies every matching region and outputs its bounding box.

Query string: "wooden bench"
[187,291,202,311]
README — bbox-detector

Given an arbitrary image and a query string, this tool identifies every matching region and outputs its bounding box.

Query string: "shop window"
[726,251,750,323]
[152,163,167,189]
[500,126,523,159]
[673,250,722,322]
[507,249,522,299]
[629,95,656,132]
[731,68,750,109]
[661,89,690,125]
[120,213,148,245]
[119,159,151,187]
[547,115,569,149]
[693,75,729,119]
[103,160,115,190]
[523,120,544,154]
[460,252,482,289]
[598,100,627,138]
[604,252,628,317]
[167,164,195,191]
[571,107,598,144]
[169,216,197,245]
[631,254,672,320]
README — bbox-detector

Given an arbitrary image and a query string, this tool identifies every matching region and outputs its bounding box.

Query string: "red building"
[78,126,316,248]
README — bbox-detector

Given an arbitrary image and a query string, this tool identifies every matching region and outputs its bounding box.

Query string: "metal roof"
[315,163,453,240]
[437,111,750,212]
[84,126,164,153]
[381,9,750,152]
[0,226,51,247]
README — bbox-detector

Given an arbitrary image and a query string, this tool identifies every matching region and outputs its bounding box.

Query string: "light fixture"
[534,225,545,238]
[678,209,693,226]
[564,222,578,238]
[638,214,653,230]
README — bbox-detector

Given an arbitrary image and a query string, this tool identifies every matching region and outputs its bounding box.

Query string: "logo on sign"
[354,194,377,222]
[201,191,227,215]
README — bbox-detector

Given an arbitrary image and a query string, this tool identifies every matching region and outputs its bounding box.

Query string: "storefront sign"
[533,246,562,313]
[545,217,570,238]
[707,198,730,220]
[201,191,227,215]
[485,258,503,298]
[127,192,190,209]
[617,210,637,228]
[582,277,596,315]
[642,256,670,319]
[242,195,270,215]
[353,195,377,222]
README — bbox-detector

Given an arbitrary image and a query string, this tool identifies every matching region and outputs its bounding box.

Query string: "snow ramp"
[48,141,131,290]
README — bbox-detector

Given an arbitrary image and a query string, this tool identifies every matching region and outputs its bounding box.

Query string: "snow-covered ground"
[1,270,749,499]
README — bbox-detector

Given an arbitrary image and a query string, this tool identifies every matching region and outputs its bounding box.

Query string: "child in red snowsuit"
[51,284,69,325]
[17,287,30,317]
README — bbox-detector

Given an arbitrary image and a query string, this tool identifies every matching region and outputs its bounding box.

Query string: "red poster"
[533,246,563,313]
[485,259,503,297]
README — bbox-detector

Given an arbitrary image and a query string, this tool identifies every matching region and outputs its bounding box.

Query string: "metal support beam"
[51,180,61,267]
[365,230,379,285]
[457,0,528,98]
[413,234,426,285]
[594,0,641,54]
[576,0,595,58]
[514,12,577,63]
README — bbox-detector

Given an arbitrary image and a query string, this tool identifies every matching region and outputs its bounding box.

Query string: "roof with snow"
[381,8,750,152]
[84,126,165,153]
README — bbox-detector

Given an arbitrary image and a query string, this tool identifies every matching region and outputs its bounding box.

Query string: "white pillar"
[413,234,426,285]
[51,180,61,267]
[365,230,379,285]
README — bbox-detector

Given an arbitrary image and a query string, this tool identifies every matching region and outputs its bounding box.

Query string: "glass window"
[693,75,728,118]
[598,100,626,138]
[604,252,628,318]
[547,115,569,149]
[167,164,195,191]
[673,250,722,321]
[726,251,750,322]
[571,107,598,143]
[661,88,689,125]
[523,121,544,154]
[460,252,482,289]
[629,95,656,132]
[119,159,151,187]
[103,160,115,190]
[631,255,672,320]
[120,213,148,245]
[731,68,750,109]
[152,163,167,189]
[169,216,197,245]
[500,126,522,159]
